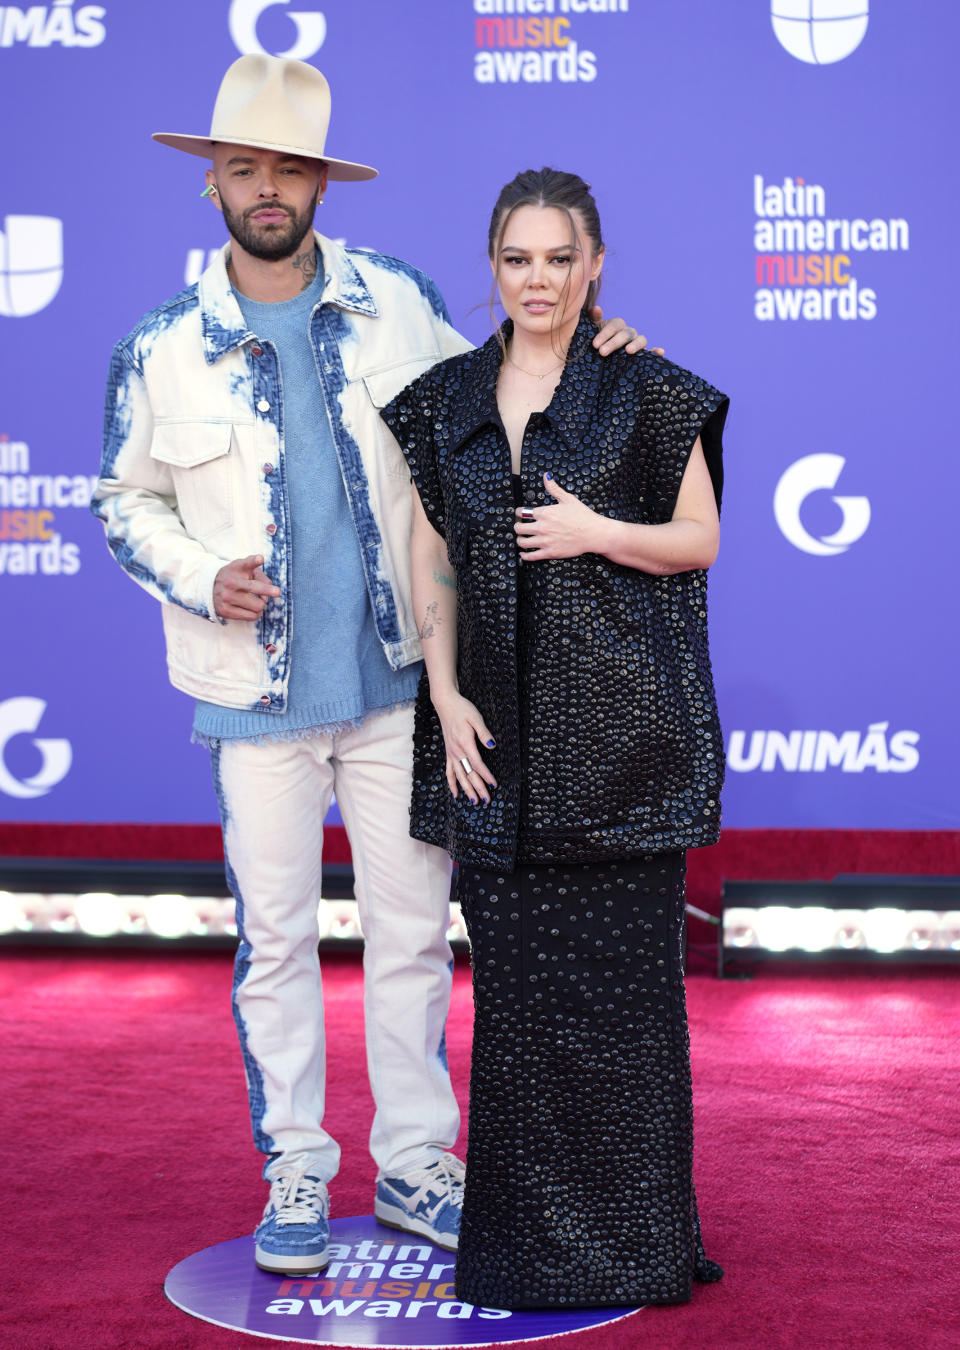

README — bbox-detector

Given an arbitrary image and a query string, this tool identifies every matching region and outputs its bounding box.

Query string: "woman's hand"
[514,474,608,561]
[432,690,498,804]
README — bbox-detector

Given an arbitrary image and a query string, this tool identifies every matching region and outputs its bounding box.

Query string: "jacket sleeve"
[380,369,447,540]
[637,357,729,522]
[91,344,225,622]
[423,276,475,363]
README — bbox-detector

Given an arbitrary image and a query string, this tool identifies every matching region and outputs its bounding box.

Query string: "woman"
[381,168,727,1309]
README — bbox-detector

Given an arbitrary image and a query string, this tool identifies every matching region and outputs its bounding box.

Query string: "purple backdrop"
[2,1,956,830]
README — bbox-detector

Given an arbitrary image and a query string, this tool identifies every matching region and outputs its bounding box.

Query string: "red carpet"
[1,949,957,1349]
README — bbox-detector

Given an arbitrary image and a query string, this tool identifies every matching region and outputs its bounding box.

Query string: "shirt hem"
[192,694,416,748]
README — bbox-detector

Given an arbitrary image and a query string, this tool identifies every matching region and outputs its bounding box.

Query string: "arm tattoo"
[433,569,457,590]
[418,601,440,640]
[292,249,318,292]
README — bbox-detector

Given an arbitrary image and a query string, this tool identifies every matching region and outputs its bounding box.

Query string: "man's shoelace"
[397,1152,465,1223]
[268,1169,329,1228]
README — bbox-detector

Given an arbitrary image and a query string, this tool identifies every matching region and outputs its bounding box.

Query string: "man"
[93,54,646,1277]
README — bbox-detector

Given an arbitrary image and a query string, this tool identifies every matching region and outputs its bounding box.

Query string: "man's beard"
[221,197,316,262]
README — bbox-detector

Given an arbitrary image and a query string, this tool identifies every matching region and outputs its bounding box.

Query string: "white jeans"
[210,704,459,1184]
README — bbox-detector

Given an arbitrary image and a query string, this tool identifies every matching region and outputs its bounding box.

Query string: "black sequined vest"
[382,314,729,870]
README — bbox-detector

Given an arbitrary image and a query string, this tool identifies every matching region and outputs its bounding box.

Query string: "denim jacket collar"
[447,312,601,453]
[318,235,380,319]
[198,230,379,364]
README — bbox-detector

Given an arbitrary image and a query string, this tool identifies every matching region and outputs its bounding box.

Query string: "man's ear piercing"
[200,185,217,198]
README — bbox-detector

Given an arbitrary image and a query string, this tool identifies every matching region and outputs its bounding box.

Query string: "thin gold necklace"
[506,356,564,380]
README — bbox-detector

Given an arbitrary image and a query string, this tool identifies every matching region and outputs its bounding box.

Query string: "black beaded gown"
[452,479,722,1309]
[456,855,721,1308]
[381,317,728,1309]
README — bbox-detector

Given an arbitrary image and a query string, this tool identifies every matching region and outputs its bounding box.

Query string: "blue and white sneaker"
[375,1152,465,1251]
[254,1166,331,1275]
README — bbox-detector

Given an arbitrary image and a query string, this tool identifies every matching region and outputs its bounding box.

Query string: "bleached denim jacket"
[93,232,471,712]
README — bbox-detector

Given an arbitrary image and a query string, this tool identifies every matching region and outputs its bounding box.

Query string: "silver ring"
[460,757,473,775]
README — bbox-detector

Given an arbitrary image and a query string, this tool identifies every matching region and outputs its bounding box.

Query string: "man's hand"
[589,304,665,357]
[213,554,281,620]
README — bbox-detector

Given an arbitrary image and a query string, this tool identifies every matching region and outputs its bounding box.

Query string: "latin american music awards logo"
[0,434,93,577]
[164,1217,643,1344]
[752,175,909,322]
[471,0,631,85]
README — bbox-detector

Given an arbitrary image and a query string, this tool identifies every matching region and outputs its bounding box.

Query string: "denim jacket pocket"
[151,420,235,542]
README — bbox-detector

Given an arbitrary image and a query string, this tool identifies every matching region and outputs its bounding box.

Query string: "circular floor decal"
[165,1215,644,1346]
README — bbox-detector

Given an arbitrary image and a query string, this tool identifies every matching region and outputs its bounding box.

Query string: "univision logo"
[771,1,868,65]
[0,216,63,317]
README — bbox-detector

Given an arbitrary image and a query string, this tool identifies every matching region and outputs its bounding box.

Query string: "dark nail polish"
[486,738,495,747]
[545,472,553,481]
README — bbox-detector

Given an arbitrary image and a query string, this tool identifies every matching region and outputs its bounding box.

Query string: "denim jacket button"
[265,523,277,535]
[262,462,274,475]
[265,643,277,654]
[259,695,270,705]
[250,346,263,357]
[257,399,270,413]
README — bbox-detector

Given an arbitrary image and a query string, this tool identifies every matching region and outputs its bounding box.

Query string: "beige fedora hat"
[152,54,377,182]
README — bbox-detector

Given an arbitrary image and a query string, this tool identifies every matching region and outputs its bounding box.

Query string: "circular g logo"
[0,697,72,799]
[774,454,871,556]
[229,0,327,60]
